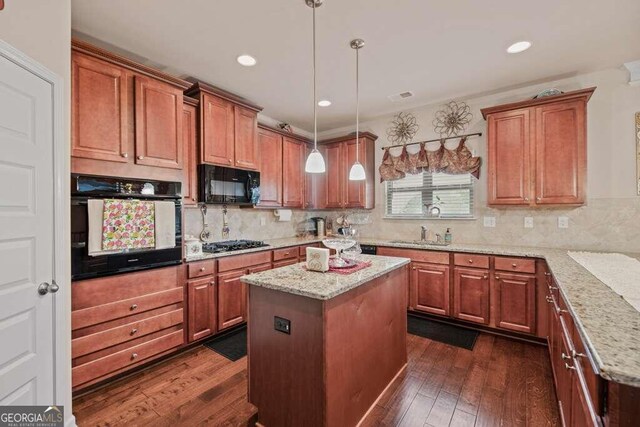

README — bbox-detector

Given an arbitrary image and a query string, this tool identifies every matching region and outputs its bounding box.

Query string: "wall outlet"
[483,216,496,228]
[260,217,266,226]
[274,316,291,334]
[558,216,569,229]
[524,217,534,228]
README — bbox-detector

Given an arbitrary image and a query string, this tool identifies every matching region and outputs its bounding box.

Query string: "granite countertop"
[240,254,410,301]
[187,236,640,386]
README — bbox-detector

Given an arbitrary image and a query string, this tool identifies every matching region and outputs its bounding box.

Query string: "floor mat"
[203,326,247,361]
[407,315,478,350]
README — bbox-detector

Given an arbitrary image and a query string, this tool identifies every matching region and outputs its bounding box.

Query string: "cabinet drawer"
[72,330,183,387]
[273,247,298,262]
[298,243,321,258]
[72,309,183,358]
[218,250,271,272]
[273,258,299,269]
[188,259,216,279]
[494,256,535,274]
[72,287,183,330]
[377,247,449,265]
[454,253,490,269]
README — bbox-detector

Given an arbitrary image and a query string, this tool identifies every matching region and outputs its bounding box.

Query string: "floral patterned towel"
[102,199,155,250]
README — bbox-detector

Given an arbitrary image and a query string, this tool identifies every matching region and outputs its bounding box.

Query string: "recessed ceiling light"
[507,41,532,54]
[318,100,331,107]
[237,54,257,67]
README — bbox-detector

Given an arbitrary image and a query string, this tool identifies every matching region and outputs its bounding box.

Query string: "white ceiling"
[71,0,640,132]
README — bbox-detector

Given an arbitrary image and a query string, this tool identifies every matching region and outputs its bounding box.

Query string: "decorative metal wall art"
[387,112,419,145]
[433,100,472,137]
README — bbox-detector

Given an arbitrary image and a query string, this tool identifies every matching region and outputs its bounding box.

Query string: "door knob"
[38,281,59,295]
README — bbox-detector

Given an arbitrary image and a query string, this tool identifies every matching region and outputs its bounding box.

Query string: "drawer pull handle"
[468,259,473,263]
[131,353,138,360]
[544,272,551,276]
[482,275,488,279]
[564,362,576,371]
[284,252,289,256]
[130,328,138,335]
[546,296,554,303]
[130,304,138,311]
[512,263,517,268]
[200,267,206,272]
[571,350,586,358]
[494,275,500,280]
[561,352,571,361]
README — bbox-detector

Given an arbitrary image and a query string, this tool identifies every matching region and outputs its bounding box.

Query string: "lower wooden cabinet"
[494,271,536,334]
[217,270,247,331]
[187,277,216,342]
[410,262,450,316]
[453,267,490,325]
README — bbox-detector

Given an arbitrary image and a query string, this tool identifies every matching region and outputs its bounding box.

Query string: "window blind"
[385,172,475,219]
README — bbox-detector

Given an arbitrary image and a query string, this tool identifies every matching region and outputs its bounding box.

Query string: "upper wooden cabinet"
[482,88,594,207]
[282,137,304,208]
[186,82,262,171]
[134,76,183,169]
[71,40,191,180]
[182,97,199,205]
[257,127,283,207]
[72,52,129,163]
[317,133,377,209]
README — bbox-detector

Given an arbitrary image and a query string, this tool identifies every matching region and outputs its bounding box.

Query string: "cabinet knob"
[482,275,488,279]
[546,296,553,303]
[210,282,215,286]
[131,353,138,360]
[494,275,500,280]
[511,263,517,268]
[192,197,196,201]
[228,159,232,164]
[137,156,144,160]
[536,197,541,202]
[284,252,289,256]
[412,267,416,270]
[200,267,205,272]
[468,259,473,264]
[524,197,529,202]
[564,362,576,371]
[549,286,558,290]
[130,328,138,335]
[121,153,128,158]
[130,304,138,311]
[544,272,551,277]
[561,352,571,360]
[571,350,586,359]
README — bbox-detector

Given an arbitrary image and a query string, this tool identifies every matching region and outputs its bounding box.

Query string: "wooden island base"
[247,265,409,427]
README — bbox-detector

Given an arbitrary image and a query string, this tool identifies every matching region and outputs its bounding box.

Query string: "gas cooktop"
[202,239,269,254]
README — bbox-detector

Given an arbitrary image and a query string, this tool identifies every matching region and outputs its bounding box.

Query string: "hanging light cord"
[355,44,359,162]
[312,3,318,150]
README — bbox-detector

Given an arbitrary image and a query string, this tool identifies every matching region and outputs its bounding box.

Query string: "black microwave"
[199,165,260,205]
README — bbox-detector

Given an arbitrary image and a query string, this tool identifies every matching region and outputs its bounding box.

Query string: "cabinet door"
[201,93,235,166]
[494,271,536,334]
[182,103,198,205]
[217,270,247,331]
[487,109,532,205]
[411,262,450,316]
[257,128,283,207]
[187,277,216,342]
[555,317,574,427]
[234,106,259,170]
[325,143,344,208]
[282,137,304,208]
[453,267,490,325]
[134,76,183,169]
[308,145,328,209]
[534,100,586,205]
[344,138,368,208]
[570,367,599,427]
[72,53,129,162]
[303,144,315,209]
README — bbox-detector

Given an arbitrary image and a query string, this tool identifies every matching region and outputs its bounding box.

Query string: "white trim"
[0,40,74,426]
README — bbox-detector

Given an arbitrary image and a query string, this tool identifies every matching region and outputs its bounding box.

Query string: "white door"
[0,50,55,404]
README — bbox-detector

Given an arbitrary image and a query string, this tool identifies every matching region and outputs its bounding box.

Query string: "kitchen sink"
[389,240,450,247]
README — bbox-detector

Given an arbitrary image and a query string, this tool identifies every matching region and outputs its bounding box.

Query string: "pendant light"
[304,0,326,173]
[348,38,366,181]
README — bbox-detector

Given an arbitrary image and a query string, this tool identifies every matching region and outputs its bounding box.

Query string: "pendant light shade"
[349,38,365,181]
[306,148,326,173]
[304,0,326,173]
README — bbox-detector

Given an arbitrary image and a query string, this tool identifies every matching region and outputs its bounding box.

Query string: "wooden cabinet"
[410,262,450,316]
[482,87,594,207]
[187,277,216,342]
[217,270,247,331]
[282,137,304,208]
[72,52,129,163]
[494,271,536,334]
[134,76,183,169]
[316,133,377,209]
[257,127,283,207]
[182,99,199,205]
[304,144,325,209]
[186,82,262,170]
[453,267,490,325]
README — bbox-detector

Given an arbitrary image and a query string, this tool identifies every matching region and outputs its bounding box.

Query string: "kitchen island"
[241,254,410,427]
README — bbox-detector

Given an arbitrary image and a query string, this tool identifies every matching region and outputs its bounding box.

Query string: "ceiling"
[71,0,640,132]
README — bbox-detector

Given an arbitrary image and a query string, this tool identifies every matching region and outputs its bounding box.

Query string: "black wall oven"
[71,175,182,281]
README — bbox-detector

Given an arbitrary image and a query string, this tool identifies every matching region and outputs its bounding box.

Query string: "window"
[385,172,475,219]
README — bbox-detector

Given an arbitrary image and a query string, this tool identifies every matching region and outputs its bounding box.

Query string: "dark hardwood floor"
[73,332,560,426]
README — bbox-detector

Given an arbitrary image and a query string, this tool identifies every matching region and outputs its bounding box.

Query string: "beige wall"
[318,68,640,252]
